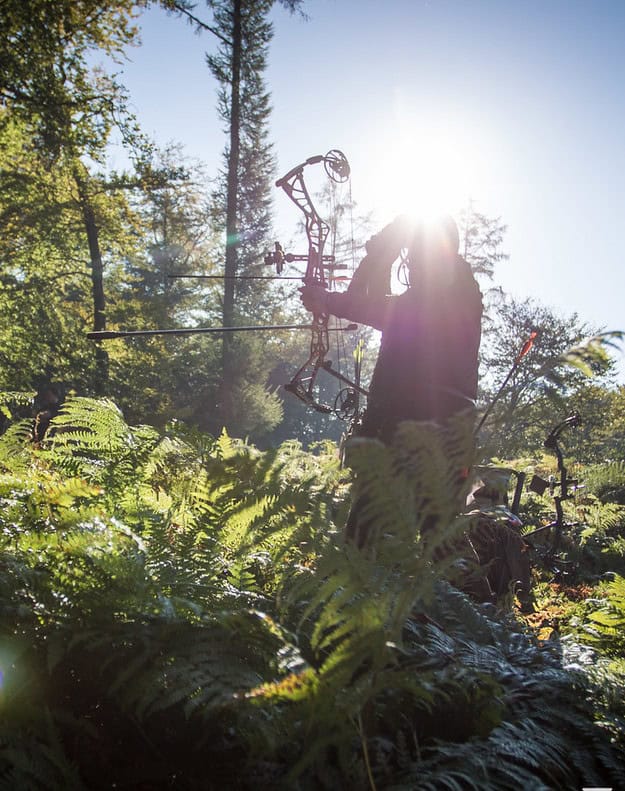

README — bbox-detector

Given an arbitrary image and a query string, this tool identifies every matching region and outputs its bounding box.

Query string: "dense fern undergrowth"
[0,396,623,789]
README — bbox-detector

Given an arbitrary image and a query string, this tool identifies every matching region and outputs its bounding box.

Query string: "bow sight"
[263,241,341,276]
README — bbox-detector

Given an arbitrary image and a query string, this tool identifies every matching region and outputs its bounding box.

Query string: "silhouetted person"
[300,215,483,544]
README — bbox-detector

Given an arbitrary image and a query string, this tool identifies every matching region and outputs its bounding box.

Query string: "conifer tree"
[170,0,303,436]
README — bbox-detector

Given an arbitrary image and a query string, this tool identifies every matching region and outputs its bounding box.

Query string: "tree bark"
[220,0,242,427]
[74,168,108,393]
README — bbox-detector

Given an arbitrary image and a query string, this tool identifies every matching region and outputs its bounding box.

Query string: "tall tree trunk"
[220,0,242,427]
[74,168,108,393]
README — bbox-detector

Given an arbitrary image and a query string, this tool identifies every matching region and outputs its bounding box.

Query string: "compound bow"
[87,149,368,422]
[266,149,368,418]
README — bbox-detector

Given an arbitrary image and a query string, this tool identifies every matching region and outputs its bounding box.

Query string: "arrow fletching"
[515,330,539,363]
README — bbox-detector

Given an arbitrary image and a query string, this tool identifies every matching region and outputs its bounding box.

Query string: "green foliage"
[560,383,625,463]
[585,460,625,505]
[458,203,509,281]
[560,331,624,378]
[0,396,623,788]
[511,451,625,578]
[582,575,625,659]
[0,0,146,160]
[477,295,616,459]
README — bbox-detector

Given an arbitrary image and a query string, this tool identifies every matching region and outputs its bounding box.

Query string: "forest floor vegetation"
[0,397,623,790]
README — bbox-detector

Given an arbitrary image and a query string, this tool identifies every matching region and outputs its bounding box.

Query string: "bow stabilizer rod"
[168,273,305,281]
[87,323,358,341]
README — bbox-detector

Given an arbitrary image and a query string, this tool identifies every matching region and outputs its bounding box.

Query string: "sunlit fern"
[0,396,623,789]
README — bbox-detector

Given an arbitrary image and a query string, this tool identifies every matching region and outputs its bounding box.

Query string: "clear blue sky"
[107,0,625,378]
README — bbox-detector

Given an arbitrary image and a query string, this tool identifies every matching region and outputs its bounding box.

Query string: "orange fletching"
[515,330,539,363]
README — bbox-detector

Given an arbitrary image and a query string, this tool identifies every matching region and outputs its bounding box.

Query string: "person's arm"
[346,214,414,302]
[326,215,415,329]
[326,288,390,331]
[299,215,414,330]
[299,281,392,330]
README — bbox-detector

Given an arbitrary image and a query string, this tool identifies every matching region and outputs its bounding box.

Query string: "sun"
[363,109,489,226]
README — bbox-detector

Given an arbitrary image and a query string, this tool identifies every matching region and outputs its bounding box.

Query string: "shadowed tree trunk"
[220,0,242,423]
[74,168,109,393]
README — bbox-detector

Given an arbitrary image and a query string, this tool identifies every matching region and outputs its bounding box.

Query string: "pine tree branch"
[163,2,233,47]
